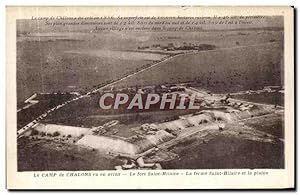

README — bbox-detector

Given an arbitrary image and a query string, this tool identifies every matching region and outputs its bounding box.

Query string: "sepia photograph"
[6,6,294,189]
[16,15,285,171]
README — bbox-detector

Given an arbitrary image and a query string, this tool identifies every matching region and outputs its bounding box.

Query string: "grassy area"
[43,92,196,127]
[232,92,284,106]
[160,111,284,169]
[243,112,284,138]
[162,135,284,169]
[17,93,76,129]
[17,39,153,102]
[17,29,283,102]
[115,42,283,93]
[17,137,121,171]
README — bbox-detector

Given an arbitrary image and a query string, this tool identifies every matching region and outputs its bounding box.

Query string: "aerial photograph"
[16,16,284,171]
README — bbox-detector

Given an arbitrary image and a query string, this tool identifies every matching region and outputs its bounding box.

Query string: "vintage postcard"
[6,6,294,189]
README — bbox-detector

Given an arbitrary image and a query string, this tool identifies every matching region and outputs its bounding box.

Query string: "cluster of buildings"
[137,42,216,51]
[104,84,185,95]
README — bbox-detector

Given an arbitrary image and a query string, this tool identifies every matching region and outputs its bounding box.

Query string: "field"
[243,112,284,138]
[161,112,284,169]
[17,137,122,171]
[17,37,155,102]
[17,93,76,129]
[115,42,283,93]
[162,135,284,169]
[43,92,196,128]
[17,29,283,102]
[232,92,284,106]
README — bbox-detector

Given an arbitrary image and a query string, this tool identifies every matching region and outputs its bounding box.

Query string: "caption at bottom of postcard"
[33,170,269,178]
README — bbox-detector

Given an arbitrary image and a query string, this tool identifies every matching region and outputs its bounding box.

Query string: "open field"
[17,29,283,102]
[232,92,284,106]
[17,137,121,171]
[115,42,283,93]
[43,92,196,128]
[17,93,76,129]
[17,39,154,102]
[243,112,284,138]
[65,50,168,61]
[162,135,284,169]
[158,110,284,169]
